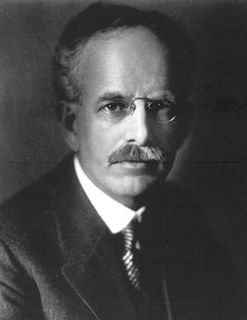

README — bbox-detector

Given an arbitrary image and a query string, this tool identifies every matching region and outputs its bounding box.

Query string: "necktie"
[121,222,142,291]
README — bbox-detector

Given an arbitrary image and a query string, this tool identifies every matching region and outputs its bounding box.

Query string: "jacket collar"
[48,155,233,320]
[51,155,137,320]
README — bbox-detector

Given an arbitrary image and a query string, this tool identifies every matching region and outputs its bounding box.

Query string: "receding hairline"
[89,24,161,41]
[66,25,170,99]
[66,24,167,67]
[53,3,195,120]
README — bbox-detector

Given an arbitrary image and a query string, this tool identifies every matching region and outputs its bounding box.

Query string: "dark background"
[0,0,247,260]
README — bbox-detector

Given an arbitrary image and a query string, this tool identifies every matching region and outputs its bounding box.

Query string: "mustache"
[108,144,167,164]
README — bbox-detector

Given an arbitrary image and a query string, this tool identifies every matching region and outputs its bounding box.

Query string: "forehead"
[78,27,170,100]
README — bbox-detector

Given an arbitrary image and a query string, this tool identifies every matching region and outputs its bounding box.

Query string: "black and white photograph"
[0,1,247,319]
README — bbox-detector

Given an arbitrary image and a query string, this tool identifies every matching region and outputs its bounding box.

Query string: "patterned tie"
[121,221,142,291]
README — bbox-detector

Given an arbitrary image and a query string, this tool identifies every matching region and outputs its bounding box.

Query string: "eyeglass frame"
[98,96,177,124]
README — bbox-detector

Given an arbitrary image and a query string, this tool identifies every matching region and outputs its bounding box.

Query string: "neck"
[107,193,143,211]
[110,184,162,210]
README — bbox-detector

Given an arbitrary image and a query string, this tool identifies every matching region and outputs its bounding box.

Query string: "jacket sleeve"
[0,239,43,320]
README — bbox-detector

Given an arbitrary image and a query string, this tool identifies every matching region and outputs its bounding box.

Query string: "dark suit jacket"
[0,154,245,319]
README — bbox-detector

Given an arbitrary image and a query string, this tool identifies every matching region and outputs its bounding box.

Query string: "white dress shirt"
[74,156,145,234]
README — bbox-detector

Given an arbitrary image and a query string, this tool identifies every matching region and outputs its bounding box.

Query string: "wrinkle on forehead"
[78,27,171,102]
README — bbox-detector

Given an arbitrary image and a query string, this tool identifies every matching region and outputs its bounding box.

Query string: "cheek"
[154,126,178,150]
[79,123,116,161]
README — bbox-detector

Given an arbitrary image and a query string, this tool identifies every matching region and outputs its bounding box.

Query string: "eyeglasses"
[98,97,177,124]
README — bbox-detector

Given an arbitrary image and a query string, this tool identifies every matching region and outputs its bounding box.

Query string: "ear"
[60,102,79,152]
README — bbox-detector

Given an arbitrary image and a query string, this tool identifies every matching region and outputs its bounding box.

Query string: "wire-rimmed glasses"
[98,97,177,124]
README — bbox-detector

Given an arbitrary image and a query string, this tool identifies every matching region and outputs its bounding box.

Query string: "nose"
[125,100,151,145]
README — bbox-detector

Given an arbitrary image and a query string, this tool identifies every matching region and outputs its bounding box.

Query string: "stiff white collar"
[74,156,145,234]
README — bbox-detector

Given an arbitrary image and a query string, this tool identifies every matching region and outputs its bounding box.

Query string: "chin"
[115,175,158,198]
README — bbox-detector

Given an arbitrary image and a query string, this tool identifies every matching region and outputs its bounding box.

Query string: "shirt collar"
[74,155,145,234]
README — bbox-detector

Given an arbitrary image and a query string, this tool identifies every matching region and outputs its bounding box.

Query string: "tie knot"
[122,223,134,251]
[122,220,142,254]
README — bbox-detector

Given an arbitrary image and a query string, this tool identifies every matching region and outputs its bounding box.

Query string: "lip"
[113,161,160,170]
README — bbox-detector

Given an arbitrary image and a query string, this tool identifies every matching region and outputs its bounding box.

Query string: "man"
[0,2,244,320]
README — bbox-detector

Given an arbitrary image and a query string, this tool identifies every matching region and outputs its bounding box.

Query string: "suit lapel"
[155,185,234,320]
[51,156,137,320]
[61,234,137,320]
[142,186,219,320]
[48,161,239,320]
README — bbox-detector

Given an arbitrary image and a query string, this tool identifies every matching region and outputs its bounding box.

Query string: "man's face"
[68,27,181,205]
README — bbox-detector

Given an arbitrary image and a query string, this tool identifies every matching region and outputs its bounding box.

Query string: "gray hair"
[53,2,195,120]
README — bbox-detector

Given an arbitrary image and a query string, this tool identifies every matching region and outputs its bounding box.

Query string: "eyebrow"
[162,91,176,103]
[97,92,126,103]
[97,90,176,103]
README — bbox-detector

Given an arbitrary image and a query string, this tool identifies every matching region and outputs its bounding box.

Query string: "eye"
[147,100,177,122]
[101,102,128,113]
[147,100,174,112]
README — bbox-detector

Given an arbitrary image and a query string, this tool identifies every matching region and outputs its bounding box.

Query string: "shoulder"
[146,180,211,243]
[151,182,247,317]
[0,154,74,248]
[0,156,76,320]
